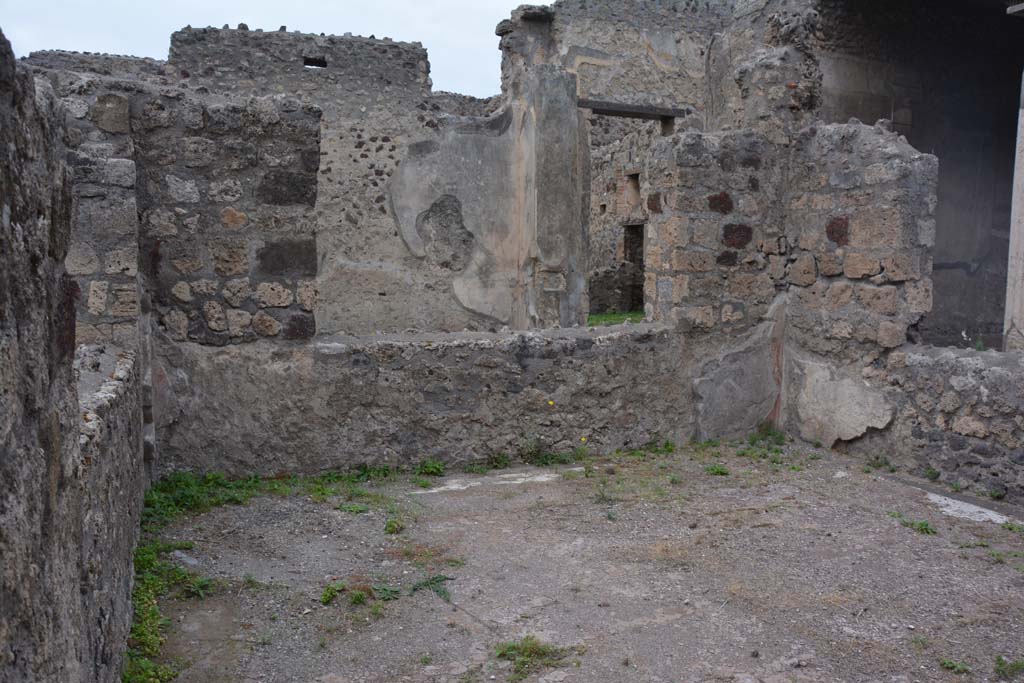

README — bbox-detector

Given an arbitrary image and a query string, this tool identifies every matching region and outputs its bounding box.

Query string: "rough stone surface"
[152,326,693,475]
[0,34,143,683]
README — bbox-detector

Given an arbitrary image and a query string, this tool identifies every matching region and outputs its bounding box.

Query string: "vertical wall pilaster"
[1005,72,1024,350]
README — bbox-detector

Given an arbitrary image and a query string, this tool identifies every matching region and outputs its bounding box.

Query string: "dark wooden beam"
[578,98,694,120]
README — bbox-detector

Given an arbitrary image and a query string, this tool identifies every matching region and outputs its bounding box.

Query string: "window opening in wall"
[660,116,676,136]
[599,203,607,215]
[303,56,327,69]
[623,173,641,215]
[623,223,644,267]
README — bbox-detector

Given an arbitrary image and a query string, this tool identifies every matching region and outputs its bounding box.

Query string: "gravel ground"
[156,442,1024,683]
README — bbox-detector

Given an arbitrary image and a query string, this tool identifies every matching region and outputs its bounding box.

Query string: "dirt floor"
[156,442,1024,683]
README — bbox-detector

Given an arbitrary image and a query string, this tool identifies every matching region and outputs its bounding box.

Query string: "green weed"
[704,464,730,476]
[321,582,346,605]
[410,575,454,602]
[495,635,581,682]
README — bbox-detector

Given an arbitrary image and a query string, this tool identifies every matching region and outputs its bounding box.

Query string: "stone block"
[256,170,316,206]
[252,311,282,336]
[787,253,817,287]
[848,206,905,248]
[171,282,193,303]
[843,253,881,279]
[204,302,227,332]
[223,278,253,307]
[110,285,139,317]
[226,309,252,337]
[818,250,844,277]
[87,280,109,315]
[66,242,99,275]
[209,179,243,203]
[296,281,317,312]
[877,320,907,348]
[256,240,317,277]
[905,279,932,315]
[256,282,294,308]
[166,175,200,203]
[855,284,898,315]
[881,251,921,281]
[220,207,248,229]
[825,281,853,310]
[104,247,138,276]
[90,93,130,133]
[162,309,188,340]
[212,243,248,276]
[952,415,988,438]
[283,313,316,339]
[672,250,715,272]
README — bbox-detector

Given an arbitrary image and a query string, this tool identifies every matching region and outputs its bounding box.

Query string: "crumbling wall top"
[168,26,431,100]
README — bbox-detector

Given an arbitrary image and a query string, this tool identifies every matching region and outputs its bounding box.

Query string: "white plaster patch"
[412,468,584,494]
[926,493,1010,524]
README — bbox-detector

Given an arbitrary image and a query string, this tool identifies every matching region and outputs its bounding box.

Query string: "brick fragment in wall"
[707,191,734,214]
[722,223,752,248]
[825,216,849,246]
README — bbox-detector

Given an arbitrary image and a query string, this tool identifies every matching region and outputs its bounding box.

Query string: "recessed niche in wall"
[660,116,675,136]
[624,223,644,267]
[303,56,327,69]
[623,173,641,215]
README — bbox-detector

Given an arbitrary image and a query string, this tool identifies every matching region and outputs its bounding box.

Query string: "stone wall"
[27,67,145,347]
[153,326,693,476]
[497,1,727,111]
[1,31,143,683]
[132,90,322,345]
[76,347,144,683]
[859,346,1024,501]
[812,0,1024,346]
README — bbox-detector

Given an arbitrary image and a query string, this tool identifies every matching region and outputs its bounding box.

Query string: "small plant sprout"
[704,464,729,476]
[320,581,346,605]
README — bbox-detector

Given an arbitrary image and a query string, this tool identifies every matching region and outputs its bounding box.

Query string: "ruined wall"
[1,32,143,683]
[76,348,144,683]
[26,67,146,347]
[167,28,496,334]
[813,0,1024,346]
[854,347,1024,501]
[132,90,322,344]
[497,1,726,111]
[153,326,692,476]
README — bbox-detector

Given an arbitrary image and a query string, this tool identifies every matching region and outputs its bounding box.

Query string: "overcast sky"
[0,0,546,97]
